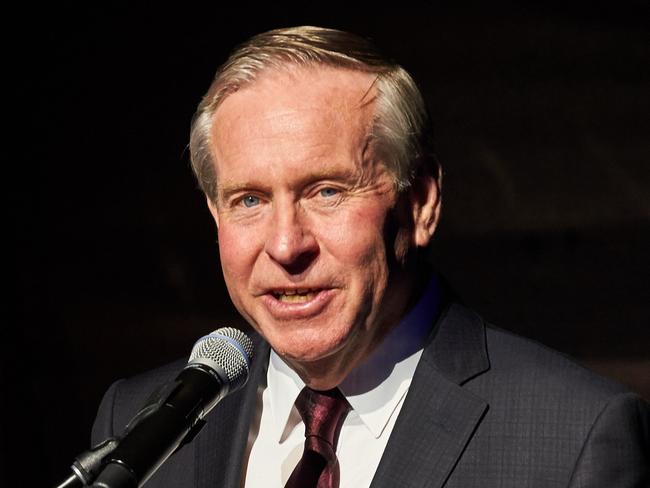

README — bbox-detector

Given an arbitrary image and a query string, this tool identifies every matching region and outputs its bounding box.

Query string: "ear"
[408,168,442,248]
[206,196,220,228]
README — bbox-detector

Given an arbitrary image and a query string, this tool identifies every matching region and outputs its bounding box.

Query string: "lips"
[261,287,336,319]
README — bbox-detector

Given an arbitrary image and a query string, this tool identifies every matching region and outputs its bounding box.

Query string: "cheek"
[217,224,259,283]
[322,204,391,273]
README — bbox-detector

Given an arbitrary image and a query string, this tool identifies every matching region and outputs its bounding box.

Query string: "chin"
[271,325,352,364]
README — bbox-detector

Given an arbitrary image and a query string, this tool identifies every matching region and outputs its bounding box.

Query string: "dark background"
[6,4,649,486]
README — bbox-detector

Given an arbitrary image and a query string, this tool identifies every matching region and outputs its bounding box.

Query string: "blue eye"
[242,195,260,207]
[320,187,339,198]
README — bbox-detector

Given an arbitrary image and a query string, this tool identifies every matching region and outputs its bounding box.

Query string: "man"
[93,26,649,487]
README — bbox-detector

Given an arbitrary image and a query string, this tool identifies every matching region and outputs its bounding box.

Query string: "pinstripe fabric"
[92,303,649,488]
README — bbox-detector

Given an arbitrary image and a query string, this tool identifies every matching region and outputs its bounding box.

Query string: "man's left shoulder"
[440,306,649,485]
[481,322,634,404]
[435,302,637,404]
[465,315,649,451]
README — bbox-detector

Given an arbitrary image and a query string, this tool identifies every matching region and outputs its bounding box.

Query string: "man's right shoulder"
[91,358,187,444]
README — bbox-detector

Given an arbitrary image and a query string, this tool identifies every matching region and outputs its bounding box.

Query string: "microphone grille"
[188,327,254,391]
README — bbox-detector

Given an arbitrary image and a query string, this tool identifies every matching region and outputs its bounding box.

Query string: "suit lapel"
[370,303,490,488]
[194,335,270,488]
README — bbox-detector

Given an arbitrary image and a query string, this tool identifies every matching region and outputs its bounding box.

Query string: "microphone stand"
[55,438,120,488]
[56,474,84,488]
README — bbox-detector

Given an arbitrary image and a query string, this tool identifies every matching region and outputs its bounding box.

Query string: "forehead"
[215,64,377,126]
[209,66,378,178]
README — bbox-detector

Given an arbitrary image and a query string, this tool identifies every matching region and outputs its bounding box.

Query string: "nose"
[264,202,318,273]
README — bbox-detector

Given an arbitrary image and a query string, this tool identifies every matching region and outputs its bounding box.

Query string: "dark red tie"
[284,387,351,488]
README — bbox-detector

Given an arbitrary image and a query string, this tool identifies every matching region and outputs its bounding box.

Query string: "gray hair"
[189,26,438,202]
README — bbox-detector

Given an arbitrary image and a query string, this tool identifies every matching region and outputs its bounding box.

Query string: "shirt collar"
[266,275,441,440]
[266,350,305,442]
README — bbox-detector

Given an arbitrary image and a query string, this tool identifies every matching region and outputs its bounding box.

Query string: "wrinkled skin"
[207,66,440,389]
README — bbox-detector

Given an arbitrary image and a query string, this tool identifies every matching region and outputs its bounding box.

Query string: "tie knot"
[295,387,351,449]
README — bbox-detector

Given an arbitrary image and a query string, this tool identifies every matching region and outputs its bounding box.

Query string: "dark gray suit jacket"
[92,303,650,487]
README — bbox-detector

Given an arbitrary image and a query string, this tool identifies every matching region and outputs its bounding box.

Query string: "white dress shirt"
[243,278,441,488]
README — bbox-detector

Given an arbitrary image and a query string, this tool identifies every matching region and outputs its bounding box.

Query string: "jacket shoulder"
[91,359,186,444]
[441,306,649,486]
[482,323,629,401]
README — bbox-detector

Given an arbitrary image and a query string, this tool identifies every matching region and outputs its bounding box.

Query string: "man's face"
[207,66,435,387]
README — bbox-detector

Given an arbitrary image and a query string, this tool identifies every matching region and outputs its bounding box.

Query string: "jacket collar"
[369,302,491,488]
[425,302,491,385]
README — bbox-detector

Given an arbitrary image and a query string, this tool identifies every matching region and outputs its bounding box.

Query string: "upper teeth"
[275,289,315,296]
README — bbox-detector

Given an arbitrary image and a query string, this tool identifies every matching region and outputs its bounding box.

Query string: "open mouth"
[262,287,335,319]
[271,289,320,303]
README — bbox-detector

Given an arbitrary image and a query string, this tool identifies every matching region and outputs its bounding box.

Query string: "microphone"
[86,327,254,488]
